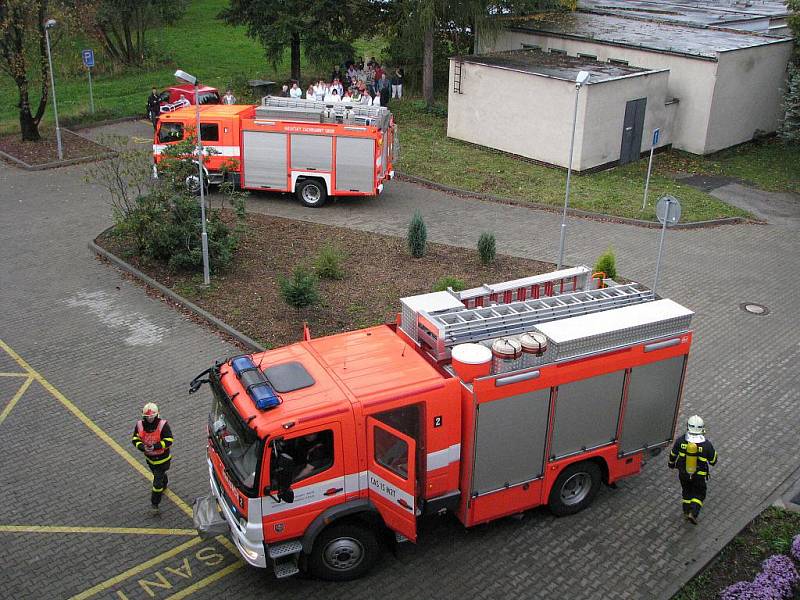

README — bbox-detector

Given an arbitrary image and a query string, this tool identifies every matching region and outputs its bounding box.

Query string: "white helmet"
[142,402,159,420]
[687,415,705,435]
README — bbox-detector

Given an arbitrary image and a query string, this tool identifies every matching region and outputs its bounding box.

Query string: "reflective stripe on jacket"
[133,419,173,464]
[669,434,717,477]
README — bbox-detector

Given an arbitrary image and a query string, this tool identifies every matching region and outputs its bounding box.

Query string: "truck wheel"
[548,461,601,517]
[296,179,327,208]
[308,523,381,581]
[185,172,208,196]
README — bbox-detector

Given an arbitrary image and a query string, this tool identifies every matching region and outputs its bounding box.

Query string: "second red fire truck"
[191,266,693,580]
[154,96,396,207]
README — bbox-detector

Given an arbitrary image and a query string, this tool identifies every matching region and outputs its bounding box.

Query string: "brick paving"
[0,119,798,599]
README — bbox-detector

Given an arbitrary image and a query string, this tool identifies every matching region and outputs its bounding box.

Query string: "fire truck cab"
[154,96,396,207]
[191,266,693,581]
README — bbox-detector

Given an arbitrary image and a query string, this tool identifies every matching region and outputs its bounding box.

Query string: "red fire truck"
[190,265,693,580]
[153,96,396,207]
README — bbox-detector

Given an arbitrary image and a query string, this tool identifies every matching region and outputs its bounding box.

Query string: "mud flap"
[193,495,230,538]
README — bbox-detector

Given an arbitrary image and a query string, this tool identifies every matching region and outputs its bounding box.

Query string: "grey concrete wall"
[579,70,670,170]
[447,59,582,169]
[705,41,793,153]
[478,30,719,154]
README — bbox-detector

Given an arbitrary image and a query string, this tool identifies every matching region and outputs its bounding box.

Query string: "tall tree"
[79,0,188,65]
[219,0,375,83]
[0,0,54,141]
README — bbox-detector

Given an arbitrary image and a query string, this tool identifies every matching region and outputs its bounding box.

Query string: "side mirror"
[279,489,295,503]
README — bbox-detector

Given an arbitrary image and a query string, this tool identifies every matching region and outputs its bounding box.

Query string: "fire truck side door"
[366,417,417,542]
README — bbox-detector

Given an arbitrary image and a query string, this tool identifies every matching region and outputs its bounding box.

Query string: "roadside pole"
[82,49,95,114]
[653,194,681,297]
[642,128,660,210]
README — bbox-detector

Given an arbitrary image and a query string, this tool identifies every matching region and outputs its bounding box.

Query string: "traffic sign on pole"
[653,195,681,296]
[652,128,660,146]
[81,49,95,114]
[642,128,661,210]
[81,49,94,68]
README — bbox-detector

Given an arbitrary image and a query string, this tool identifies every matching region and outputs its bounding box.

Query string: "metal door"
[366,418,417,542]
[472,388,551,495]
[619,98,647,164]
[242,131,287,189]
[335,137,375,192]
[291,134,332,171]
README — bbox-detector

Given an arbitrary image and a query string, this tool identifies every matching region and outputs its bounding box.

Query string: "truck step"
[273,556,300,579]
[268,540,303,559]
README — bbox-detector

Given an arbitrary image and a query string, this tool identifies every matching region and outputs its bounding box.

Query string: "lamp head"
[44,19,57,29]
[575,70,590,88]
[174,69,197,86]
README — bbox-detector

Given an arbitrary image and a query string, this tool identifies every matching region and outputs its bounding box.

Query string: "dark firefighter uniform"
[132,417,174,509]
[668,434,717,521]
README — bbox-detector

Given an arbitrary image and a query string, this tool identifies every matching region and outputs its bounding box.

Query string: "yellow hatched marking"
[0,376,33,427]
[0,525,197,536]
[164,561,244,600]
[68,537,203,600]
[0,339,193,518]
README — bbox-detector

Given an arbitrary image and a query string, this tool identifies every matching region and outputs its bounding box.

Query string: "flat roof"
[578,0,789,28]
[457,49,659,83]
[506,11,792,59]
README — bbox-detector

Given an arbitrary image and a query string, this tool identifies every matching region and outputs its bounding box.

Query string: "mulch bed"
[96,212,553,348]
[0,129,111,166]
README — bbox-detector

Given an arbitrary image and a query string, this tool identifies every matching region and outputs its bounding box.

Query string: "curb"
[0,128,117,171]
[89,238,265,352]
[396,172,757,230]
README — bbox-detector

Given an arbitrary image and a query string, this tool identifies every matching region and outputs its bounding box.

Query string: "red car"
[159,84,220,113]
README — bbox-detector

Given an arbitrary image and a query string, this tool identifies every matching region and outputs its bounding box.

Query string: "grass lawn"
[673,507,800,600]
[392,100,798,223]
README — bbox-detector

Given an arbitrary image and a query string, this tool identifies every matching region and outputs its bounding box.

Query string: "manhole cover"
[740,303,769,315]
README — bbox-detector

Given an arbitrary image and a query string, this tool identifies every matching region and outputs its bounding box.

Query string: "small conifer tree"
[407,211,427,258]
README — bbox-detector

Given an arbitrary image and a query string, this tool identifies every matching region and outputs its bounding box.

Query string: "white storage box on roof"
[534,298,693,362]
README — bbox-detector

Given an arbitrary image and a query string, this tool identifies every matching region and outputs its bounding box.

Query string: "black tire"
[308,523,381,581]
[548,461,602,517]
[185,170,209,196]
[296,179,327,208]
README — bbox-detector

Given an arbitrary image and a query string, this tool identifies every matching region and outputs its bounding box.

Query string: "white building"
[448,4,793,170]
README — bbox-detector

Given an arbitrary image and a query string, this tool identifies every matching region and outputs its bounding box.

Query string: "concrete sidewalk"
[1,120,798,599]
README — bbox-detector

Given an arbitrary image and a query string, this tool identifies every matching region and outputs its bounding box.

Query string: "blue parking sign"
[82,49,95,68]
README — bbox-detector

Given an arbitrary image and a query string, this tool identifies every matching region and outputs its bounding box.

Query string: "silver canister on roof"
[519,332,548,368]
[491,337,522,374]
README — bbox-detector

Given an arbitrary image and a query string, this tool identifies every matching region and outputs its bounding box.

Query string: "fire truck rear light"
[230,356,281,410]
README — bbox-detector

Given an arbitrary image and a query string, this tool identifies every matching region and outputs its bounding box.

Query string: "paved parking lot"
[1,120,798,599]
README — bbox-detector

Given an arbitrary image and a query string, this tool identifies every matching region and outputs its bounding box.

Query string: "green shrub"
[314,244,345,280]
[433,276,466,292]
[407,210,427,258]
[477,232,496,265]
[594,247,617,280]
[279,267,320,308]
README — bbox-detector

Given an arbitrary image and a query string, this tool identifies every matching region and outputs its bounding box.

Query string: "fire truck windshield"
[209,391,260,490]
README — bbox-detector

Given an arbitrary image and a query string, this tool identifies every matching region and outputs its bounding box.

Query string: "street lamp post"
[174,69,210,286]
[43,19,63,160]
[557,70,590,271]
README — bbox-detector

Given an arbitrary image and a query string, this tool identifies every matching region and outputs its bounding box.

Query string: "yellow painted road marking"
[0,525,197,536]
[0,339,193,518]
[164,561,244,600]
[132,136,153,144]
[0,372,29,377]
[68,537,203,600]
[215,534,239,557]
[0,376,33,426]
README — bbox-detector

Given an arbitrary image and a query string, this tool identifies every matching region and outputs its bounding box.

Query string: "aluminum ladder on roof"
[257,95,391,129]
[420,283,655,357]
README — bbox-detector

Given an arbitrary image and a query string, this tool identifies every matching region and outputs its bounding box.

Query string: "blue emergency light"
[231,356,280,410]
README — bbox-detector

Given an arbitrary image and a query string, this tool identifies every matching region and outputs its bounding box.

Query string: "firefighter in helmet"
[132,403,174,512]
[668,415,717,524]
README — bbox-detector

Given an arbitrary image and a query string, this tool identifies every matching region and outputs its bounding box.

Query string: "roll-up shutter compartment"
[291,134,332,171]
[335,136,375,193]
[242,131,287,189]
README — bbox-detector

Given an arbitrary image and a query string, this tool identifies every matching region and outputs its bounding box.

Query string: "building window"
[549,48,567,55]
[578,53,597,60]
[521,43,541,50]
[608,58,629,66]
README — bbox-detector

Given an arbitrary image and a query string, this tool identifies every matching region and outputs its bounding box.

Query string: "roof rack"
[257,96,392,129]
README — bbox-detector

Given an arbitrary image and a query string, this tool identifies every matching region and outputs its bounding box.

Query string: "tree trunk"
[290,33,301,82]
[423,26,434,107]
[19,98,41,142]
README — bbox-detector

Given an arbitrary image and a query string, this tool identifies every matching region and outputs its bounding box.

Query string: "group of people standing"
[278,60,404,107]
